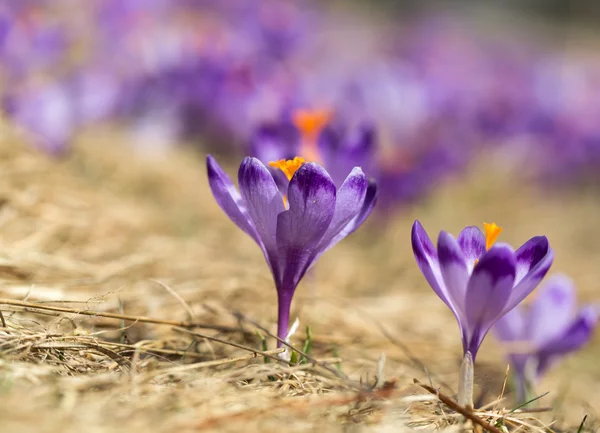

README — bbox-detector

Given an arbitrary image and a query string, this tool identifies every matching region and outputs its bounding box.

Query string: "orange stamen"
[483,222,502,250]
[474,222,502,267]
[269,157,306,181]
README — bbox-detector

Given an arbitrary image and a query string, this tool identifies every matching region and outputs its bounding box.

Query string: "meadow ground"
[0,121,598,432]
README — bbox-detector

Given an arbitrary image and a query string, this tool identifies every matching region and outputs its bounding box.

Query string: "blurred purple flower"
[250,113,377,191]
[249,120,300,194]
[411,221,554,360]
[250,120,300,163]
[494,275,597,403]
[317,122,377,187]
[207,155,377,344]
[3,82,74,155]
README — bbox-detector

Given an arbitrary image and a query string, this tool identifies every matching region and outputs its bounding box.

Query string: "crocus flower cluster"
[207,158,597,406]
[207,154,377,343]
[494,275,598,403]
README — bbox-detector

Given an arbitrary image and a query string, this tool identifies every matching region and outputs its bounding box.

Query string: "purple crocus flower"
[207,155,377,345]
[411,221,554,406]
[493,274,597,403]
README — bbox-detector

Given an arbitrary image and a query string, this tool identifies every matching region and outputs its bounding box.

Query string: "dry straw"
[0,121,596,432]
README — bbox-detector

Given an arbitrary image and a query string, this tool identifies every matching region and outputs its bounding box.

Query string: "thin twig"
[150,279,216,359]
[150,279,196,321]
[172,326,292,365]
[156,348,285,375]
[493,363,510,413]
[414,379,505,433]
[0,308,5,328]
[33,340,209,360]
[0,298,241,333]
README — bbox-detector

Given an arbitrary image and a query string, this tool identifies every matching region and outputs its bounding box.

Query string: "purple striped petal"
[463,244,516,357]
[505,242,554,313]
[537,306,598,376]
[514,236,550,284]
[526,275,576,347]
[276,163,336,291]
[345,179,377,233]
[314,179,377,260]
[238,157,285,278]
[206,155,260,244]
[411,221,456,315]
[438,231,469,317]
[457,226,486,272]
[316,167,367,251]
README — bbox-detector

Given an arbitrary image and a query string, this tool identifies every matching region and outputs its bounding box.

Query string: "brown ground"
[0,119,598,433]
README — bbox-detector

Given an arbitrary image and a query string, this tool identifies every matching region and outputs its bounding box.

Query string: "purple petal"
[463,244,516,357]
[437,231,469,317]
[268,166,290,197]
[345,179,378,234]
[238,157,285,278]
[411,221,456,315]
[313,179,377,260]
[526,275,576,347]
[514,236,550,284]
[206,155,260,244]
[505,242,554,313]
[315,167,367,251]
[537,306,598,375]
[276,163,336,292]
[457,226,486,272]
[493,305,526,342]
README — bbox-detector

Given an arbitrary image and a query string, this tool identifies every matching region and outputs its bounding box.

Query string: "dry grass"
[0,119,598,432]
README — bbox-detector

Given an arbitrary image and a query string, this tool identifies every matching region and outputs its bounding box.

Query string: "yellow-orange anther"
[483,222,502,250]
[292,108,332,143]
[269,157,306,181]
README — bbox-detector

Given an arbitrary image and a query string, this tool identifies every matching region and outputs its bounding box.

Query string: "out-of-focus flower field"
[0,1,599,432]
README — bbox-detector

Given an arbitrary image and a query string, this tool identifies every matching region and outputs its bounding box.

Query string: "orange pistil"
[474,222,502,266]
[483,222,502,251]
[269,156,306,181]
[292,108,332,143]
[292,108,332,163]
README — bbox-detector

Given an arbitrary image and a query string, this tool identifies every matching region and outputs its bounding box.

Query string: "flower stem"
[458,351,474,409]
[276,292,292,347]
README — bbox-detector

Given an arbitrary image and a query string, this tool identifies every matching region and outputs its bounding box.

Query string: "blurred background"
[0,1,600,428]
[4,0,600,200]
